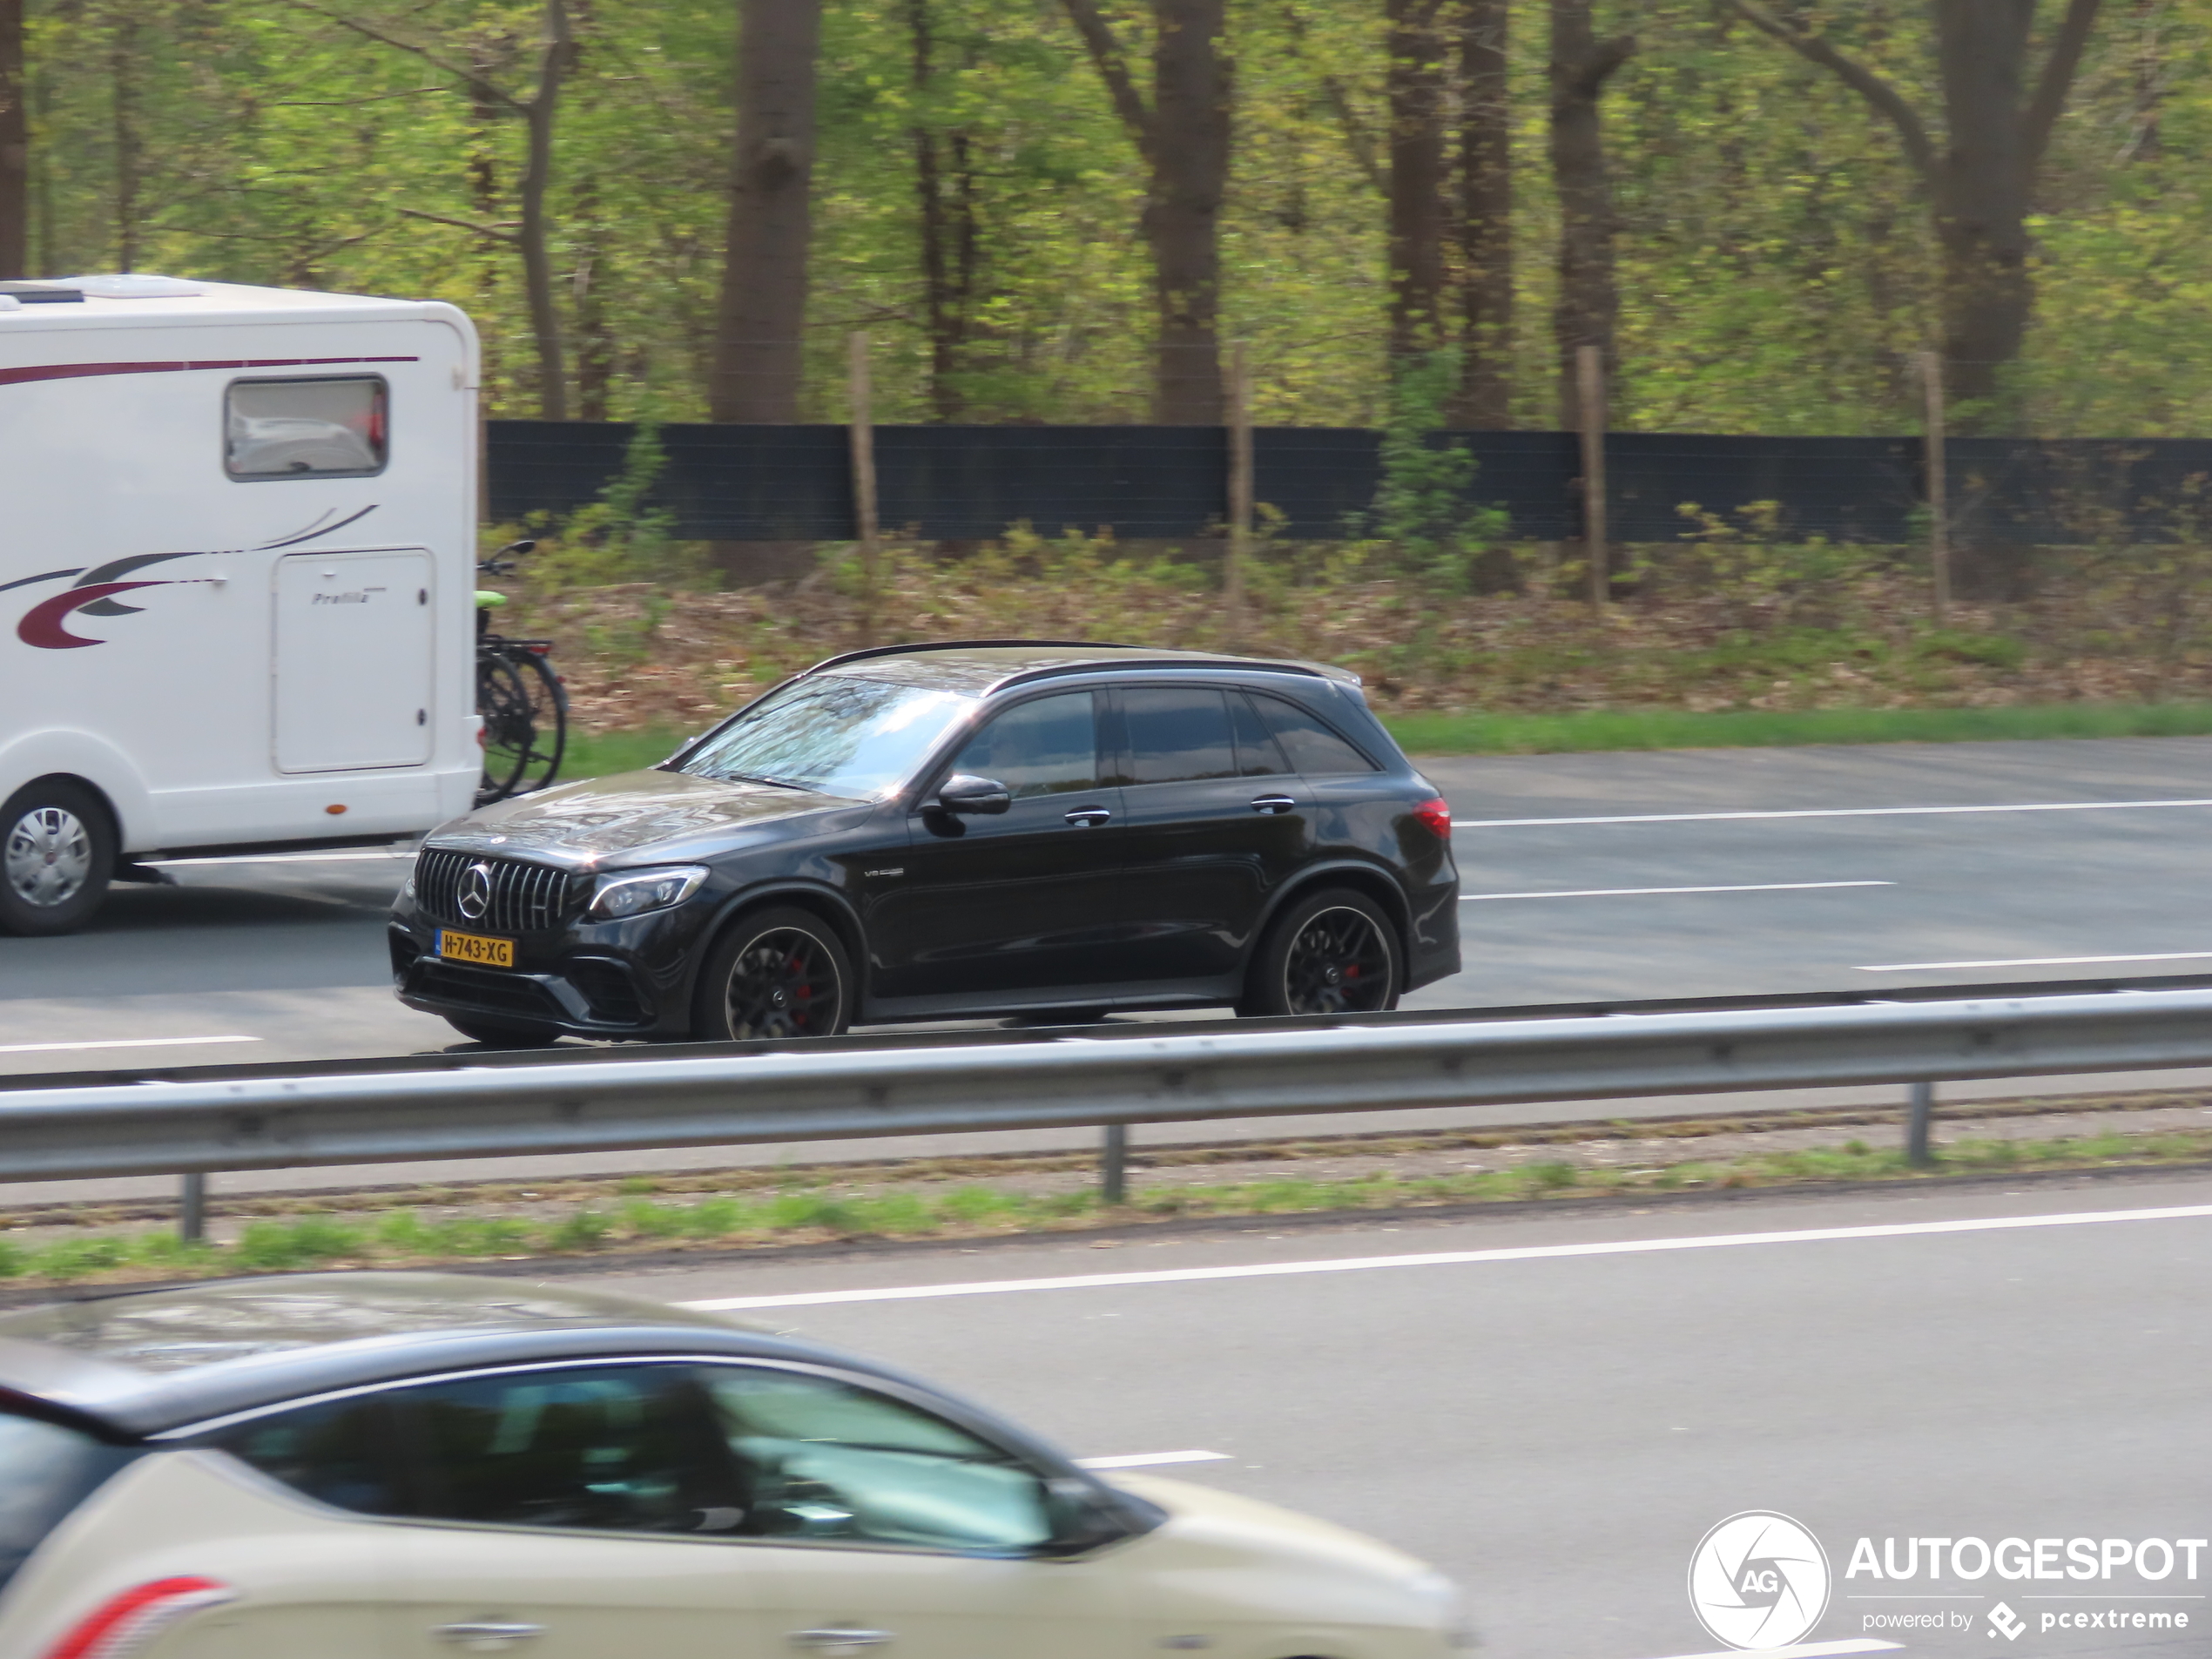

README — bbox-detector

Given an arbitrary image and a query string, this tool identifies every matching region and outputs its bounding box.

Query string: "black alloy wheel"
[1239,887,1402,1018]
[695,907,854,1041]
[0,779,117,937]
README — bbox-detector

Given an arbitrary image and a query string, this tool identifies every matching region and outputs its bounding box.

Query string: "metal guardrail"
[7,985,2212,1192]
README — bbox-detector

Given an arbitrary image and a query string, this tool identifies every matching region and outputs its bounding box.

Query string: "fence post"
[1576,343,1608,611]
[1224,340,1252,649]
[1906,1080,1936,1167]
[179,1171,206,1243]
[847,331,880,645]
[1101,1123,1129,1205]
[1918,350,1949,624]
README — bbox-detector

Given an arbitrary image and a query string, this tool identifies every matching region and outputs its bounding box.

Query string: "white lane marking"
[1453,798,2212,829]
[678,1201,2212,1312]
[1074,1450,1232,1470]
[1856,949,2212,972]
[144,850,409,867]
[0,1035,262,1055]
[1463,880,1892,901]
[1638,1643,1901,1659]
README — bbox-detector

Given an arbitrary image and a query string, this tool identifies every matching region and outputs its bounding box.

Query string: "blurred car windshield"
[680,674,977,799]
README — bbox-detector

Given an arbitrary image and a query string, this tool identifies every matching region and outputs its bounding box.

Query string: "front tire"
[0,780,115,937]
[1238,887,1403,1018]
[693,907,855,1041]
[443,1015,564,1048]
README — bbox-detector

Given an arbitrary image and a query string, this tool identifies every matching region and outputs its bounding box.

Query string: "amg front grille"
[415,848,585,933]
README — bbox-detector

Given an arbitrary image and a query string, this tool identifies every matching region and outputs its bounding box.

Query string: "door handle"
[789,1630,894,1652]
[1250,794,1297,814]
[1064,806,1112,826]
[435,1622,545,1651]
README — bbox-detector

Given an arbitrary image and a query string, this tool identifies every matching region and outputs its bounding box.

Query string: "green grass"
[10,1126,2212,1287]
[555,703,2212,783]
[1383,702,2212,757]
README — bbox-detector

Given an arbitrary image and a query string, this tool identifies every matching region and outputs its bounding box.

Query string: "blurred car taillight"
[43,1576,233,1659]
[1413,798,1453,837]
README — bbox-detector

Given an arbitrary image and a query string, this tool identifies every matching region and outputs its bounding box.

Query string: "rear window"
[0,1412,138,1592]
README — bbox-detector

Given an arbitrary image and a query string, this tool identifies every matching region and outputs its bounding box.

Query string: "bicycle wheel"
[507,650,568,795]
[475,654,536,805]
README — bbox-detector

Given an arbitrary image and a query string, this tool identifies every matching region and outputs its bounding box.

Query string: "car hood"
[427,770,861,863]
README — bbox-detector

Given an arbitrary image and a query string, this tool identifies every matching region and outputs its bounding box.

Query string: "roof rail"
[797,638,1139,677]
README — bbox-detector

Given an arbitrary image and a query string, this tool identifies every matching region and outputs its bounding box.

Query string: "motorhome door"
[273,550,435,772]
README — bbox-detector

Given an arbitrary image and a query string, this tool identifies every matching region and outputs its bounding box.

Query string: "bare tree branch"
[2023,0,2104,170]
[1278,1,1380,193]
[1719,0,1937,184]
[1057,0,1152,156]
[398,206,517,243]
[287,3,524,111]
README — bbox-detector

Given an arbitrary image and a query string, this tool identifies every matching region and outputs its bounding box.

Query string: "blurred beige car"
[0,1273,1474,1658]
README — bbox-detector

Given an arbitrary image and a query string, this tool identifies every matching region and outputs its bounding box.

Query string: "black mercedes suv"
[390,641,1460,1044]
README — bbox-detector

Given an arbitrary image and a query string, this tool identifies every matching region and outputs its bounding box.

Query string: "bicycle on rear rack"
[475,539,569,806]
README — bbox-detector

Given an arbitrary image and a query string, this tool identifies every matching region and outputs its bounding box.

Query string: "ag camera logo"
[1689,1511,1831,1649]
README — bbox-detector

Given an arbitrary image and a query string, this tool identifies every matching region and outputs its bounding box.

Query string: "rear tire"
[1237,887,1403,1018]
[443,1015,564,1048]
[0,779,115,937]
[693,907,855,1042]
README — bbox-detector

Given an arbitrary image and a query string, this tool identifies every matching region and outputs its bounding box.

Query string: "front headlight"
[589,865,709,920]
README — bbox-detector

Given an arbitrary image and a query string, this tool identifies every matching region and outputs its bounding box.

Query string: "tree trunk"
[710,0,822,424]
[516,0,573,421]
[1147,0,1231,424]
[1386,0,1448,363]
[1548,1,1632,432]
[111,13,140,273]
[910,0,979,421]
[1453,0,1512,427]
[1932,2,2033,408]
[0,0,24,280]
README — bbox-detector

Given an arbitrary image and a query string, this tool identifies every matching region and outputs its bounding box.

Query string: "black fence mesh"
[484,421,2212,545]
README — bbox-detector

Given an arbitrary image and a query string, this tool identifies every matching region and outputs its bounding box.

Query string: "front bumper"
[389,892,710,1039]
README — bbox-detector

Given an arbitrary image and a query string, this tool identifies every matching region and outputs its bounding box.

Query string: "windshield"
[679,674,977,799]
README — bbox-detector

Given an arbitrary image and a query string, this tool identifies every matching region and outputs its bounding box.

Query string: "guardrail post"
[179,1172,207,1243]
[1906,1081,1936,1167]
[1102,1124,1128,1205]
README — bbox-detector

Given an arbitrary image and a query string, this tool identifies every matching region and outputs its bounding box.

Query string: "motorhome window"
[226,376,388,479]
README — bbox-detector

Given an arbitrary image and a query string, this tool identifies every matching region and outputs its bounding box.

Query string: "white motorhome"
[0,275,481,934]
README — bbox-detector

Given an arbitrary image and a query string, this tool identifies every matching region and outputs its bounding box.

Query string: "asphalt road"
[570,1172,2212,1659]
[6,735,2212,1200]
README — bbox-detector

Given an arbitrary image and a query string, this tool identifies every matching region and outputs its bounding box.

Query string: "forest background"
[2,0,2209,747]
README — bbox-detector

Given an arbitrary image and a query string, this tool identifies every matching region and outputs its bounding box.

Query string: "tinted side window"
[1252,694,1379,775]
[1123,687,1238,786]
[216,1393,410,1517]
[0,1413,138,1592]
[1229,692,1291,777]
[948,691,1097,799]
[400,1365,746,1536]
[701,1366,1054,1554]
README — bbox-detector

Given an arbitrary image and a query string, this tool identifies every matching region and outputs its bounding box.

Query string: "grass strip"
[556,704,2212,783]
[1383,702,2212,757]
[10,1127,2212,1288]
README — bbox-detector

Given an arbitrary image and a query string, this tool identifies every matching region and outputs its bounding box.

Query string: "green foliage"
[1359,350,1509,588]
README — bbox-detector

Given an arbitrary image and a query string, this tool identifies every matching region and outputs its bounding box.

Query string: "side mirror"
[933,773,1012,815]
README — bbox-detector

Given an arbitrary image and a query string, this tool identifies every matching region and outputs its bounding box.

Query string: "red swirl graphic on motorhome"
[16,581,170,649]
[6,508,380,649]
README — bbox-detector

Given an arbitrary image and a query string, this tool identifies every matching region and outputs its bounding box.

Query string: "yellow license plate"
[438,929,515,968]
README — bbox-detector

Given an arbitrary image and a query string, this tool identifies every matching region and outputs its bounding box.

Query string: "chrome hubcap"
[4,806,92,908]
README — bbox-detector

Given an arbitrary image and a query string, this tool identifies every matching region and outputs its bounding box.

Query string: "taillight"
[1413,798,1453,838]
[43,1577,234,1659]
